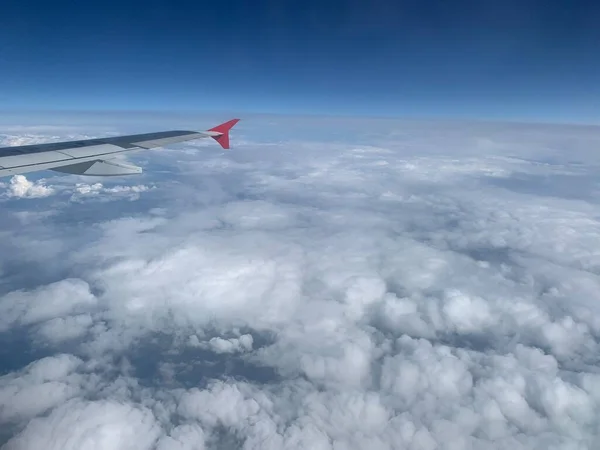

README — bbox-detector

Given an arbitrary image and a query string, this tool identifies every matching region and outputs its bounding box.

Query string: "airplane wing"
[0,118,240,177]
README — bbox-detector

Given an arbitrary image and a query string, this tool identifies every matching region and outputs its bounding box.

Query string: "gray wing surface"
[0,119,240,177]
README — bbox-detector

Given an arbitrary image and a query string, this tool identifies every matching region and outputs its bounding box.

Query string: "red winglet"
[208,118,240,150]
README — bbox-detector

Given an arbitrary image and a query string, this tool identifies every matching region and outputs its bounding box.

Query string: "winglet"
[207,118,240,150]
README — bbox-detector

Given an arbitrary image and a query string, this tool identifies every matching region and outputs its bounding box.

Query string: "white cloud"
[0,354,84,424]
[2,175,55,198]
[36,314,94,343]
[70,182,153,202]
[74,182,104,195]
[441,289,494,333]
[2,116,600,449]
[0,175,153,204]
[189,334,254,354]
[0,134,64,148]
[155,424,207,450]
[4,399,162,450]
[0,278,96,332]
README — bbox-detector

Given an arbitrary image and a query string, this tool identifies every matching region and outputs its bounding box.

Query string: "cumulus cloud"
[1,175,55,198]
[0,354,84,424]
[0,176,153,203]
[4,399,162,450]
[0,278,96,333]
[0,134,64,148]
[189,334,254,354]
[1,116,600,449]
[70,182,152,202]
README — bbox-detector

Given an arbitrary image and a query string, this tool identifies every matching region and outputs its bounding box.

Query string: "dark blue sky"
[2,0,599,122]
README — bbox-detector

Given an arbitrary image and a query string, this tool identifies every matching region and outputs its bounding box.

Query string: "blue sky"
[2,0,600,122]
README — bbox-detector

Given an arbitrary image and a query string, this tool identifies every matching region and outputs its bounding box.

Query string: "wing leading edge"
[0,118,240,178]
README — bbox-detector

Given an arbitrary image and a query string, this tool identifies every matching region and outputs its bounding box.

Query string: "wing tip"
[208,118,240,150]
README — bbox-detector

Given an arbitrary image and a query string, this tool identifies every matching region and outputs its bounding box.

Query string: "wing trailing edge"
[52,159,142,176]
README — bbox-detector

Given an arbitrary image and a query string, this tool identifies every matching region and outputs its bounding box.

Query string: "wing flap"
[0,155,104,177]
[52,159,142,176]
[0,144,131,176]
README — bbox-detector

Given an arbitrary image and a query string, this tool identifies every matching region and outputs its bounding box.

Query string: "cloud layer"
[1,117,600,449]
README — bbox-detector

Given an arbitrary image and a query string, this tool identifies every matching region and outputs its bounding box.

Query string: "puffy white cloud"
[191,334,254,354]
[2,116,600,449]
[74,182,104,195]
[0,354,84,423]
[155,424,207,450]
[0,127,101,143]
[4,399,162,450]
[70,182,153,202]
[0,175,152,204]
[0,278,96,333]
[2,175,55,198]
[36,314,94,343]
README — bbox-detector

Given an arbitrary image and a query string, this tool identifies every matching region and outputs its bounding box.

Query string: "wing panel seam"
[1,149,130,171]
